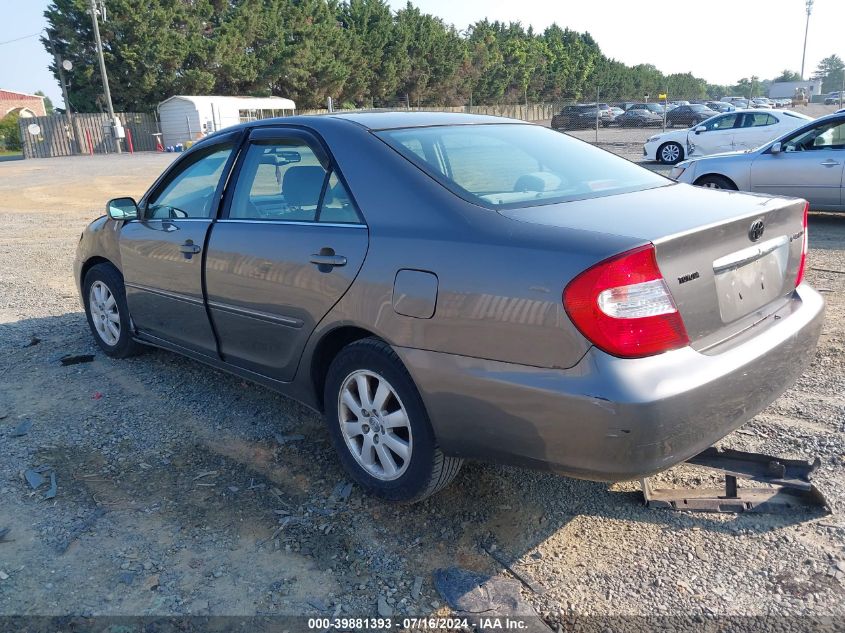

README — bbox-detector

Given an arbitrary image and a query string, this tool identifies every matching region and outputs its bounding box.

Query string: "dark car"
[616,108,664,127]
[706,101,736,113]
[551,104,608,130]
[74,112,822,503]
[666,104,718,128]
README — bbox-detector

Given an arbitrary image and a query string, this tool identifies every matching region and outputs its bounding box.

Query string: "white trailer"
[157,95,296,146]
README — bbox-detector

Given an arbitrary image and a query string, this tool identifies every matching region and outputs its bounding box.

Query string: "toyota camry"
[74,112,823,502]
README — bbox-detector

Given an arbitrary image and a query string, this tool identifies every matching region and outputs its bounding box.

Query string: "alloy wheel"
[338,369,412,481]
[660,144,681,164]
[89,280,120,346]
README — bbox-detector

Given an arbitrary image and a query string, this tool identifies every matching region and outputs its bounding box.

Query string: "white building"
[768,80,822,99]
[157,95,296,146]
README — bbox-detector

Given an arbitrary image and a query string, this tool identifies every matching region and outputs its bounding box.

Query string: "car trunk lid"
[498,183,807,350]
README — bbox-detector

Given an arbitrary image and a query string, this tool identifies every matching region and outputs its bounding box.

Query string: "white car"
[643,108,813,165]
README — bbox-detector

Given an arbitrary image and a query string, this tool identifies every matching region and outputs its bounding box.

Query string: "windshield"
[376,123,668,210]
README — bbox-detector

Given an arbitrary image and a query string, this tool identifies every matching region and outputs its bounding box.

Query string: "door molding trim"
[124,282,205,307]
[207,300,304,329]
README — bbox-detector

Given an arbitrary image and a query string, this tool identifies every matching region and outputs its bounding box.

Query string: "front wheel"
[323,338,463,503]
[695,174,738,190]
[83,263,142,357]
[657,142,684,165]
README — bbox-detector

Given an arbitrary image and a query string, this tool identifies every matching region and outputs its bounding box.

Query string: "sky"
[1,0,843,110]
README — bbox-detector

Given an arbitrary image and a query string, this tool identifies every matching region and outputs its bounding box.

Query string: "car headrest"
[282,166,325,208]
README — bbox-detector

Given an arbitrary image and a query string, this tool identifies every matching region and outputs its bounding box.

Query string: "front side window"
[378,123,667,209]
[741,113,776,128]
[784,120,845,151]
[147,144,234,219]
[705,114,738,131]
[229,140,360,223]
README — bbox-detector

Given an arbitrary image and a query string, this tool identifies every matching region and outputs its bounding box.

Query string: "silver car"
[74,113,823,502]
[672,112,845,211]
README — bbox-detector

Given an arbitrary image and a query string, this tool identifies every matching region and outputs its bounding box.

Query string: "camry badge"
[748,219,765,242]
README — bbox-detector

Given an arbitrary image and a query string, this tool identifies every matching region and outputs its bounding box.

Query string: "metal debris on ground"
[482,544,546,595]
[23,335,41,348]
[10,419,32,437]
[59,354,95,366]
[433,567,552,632]
[24,466,57,500]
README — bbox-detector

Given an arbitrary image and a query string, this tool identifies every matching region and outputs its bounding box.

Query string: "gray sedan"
[74,113,823,502]
[672,112,845,211]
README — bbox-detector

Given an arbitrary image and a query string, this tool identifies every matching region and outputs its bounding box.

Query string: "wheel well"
[310,326,380,412]
[80,256,115,287]
[693,173,738,190]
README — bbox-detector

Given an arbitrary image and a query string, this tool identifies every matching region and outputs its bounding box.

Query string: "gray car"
[672,112,845,211]
[74,112,823,502]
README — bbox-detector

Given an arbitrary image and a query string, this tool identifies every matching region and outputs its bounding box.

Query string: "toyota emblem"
[748,219,765,242]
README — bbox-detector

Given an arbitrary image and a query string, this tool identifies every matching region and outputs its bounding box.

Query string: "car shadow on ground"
[0,312,829,616]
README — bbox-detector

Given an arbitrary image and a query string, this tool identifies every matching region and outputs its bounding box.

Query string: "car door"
[733,112,778,151]
[750,118,845,209]
[203,127,369,382]
[119,133,240,356]
[688,113,739,156]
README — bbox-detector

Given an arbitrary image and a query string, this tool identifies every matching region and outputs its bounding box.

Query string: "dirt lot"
[1,148,844,625]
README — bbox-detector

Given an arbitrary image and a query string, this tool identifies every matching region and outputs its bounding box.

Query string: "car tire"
[657,142,684,165]
[82,262,142,358]
[323,337,463,503]
[695,175,738,190]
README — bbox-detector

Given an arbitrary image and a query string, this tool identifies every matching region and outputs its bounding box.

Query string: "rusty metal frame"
[642,447,830,514]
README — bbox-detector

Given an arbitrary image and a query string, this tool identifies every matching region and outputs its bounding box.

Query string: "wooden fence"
[18,112,160,159]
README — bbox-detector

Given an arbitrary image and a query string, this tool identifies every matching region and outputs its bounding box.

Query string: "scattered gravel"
[0,151,843,622]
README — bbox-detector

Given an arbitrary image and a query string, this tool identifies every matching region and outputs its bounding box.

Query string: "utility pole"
[88,0,121,153]
[801,0,813,80]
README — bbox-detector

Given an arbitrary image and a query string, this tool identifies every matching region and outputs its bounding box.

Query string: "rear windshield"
[376,123,668,209]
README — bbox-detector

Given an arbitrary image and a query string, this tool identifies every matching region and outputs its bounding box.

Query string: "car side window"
[704,114,738,131]
[146,144,234,219]
[229,140,362,223]
[785,121,845,151]
[741,113,775,128]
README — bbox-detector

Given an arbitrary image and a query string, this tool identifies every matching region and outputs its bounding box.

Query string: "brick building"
[0,89,47,118]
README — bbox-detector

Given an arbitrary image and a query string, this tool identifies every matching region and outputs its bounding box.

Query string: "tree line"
[42,0,842,113]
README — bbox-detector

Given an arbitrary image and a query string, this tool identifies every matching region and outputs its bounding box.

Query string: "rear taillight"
[795,202,809,287]
[563,244,689,358]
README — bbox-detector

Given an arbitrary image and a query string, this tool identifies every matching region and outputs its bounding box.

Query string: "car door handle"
[310,253,347,268]
[820,159,841,167]
[179,240,202,257]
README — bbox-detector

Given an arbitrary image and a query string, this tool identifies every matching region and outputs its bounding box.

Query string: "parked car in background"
[609,106,625,119]
[825,91,845,105]
[616,108,664,127]
[551,104,612,130]
[707,101,736,113]
[73,112,823,502]
[751,98,773,109]
[644,109,812,164]
[666,104,719,128]
[721,97,750,109]
[672,111,845,211]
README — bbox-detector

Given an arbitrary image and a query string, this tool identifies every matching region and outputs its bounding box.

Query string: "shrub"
[0,112,22,152]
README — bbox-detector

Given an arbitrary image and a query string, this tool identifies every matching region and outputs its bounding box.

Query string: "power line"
[0,32,42,46]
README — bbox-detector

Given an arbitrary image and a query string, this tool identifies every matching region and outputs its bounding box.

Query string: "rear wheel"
[657,142,684,165]
[695,174,738,190]
[82,263,142,358]
[323,338,463,503]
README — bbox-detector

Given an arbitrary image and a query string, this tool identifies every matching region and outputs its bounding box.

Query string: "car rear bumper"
[396,285,824,481]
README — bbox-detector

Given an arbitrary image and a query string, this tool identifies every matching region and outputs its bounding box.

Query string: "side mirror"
[694,125,706,134]
[106,197,139,221]
[770,142,782,154]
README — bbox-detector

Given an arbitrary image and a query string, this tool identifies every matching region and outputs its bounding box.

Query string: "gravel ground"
[0,147,844,625]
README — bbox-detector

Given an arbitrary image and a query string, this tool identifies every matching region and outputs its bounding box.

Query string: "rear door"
[204,127,368,382]
[119,133,240,356]
[750,117,845,209]
[689,113,739,155]
[733,112,779,151]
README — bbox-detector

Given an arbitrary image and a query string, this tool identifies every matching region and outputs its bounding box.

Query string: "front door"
[750,118,845,209]
[689,112,739,156]
[204,127,369,382]
[119,135,239,356]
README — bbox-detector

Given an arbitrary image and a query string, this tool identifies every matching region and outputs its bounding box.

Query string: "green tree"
[0,111,22,151]
[774,69,801,82]
[812,54,845,93]
[34,91,55,114]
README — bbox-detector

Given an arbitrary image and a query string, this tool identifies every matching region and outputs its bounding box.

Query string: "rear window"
[376,123,668,209]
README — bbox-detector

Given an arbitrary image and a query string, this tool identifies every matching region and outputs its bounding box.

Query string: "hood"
[646,128,688,143]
